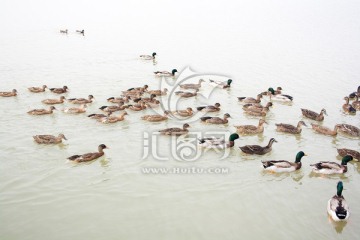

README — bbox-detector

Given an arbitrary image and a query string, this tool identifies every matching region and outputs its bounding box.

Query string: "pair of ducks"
[41,95,94,105]
[343,96,359,113]
[27,85,68,94]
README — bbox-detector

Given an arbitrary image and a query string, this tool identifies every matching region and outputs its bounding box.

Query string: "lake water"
[1,0,360,239]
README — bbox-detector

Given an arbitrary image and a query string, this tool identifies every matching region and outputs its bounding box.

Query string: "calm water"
[1,0,360,239]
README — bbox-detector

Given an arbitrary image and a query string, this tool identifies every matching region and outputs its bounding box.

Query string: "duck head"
[227,79,232,86]
[172,69,178,75]
[341,155,353,165]
[295,151,307,163]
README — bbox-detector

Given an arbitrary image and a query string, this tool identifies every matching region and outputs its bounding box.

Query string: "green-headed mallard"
[148,88,168,96]
[62,104,87,113]
[267,88,293,102]
[33,134,67,144]
[335,124,360,137]
[342,97,356,114]
[209,79,232,89]
[171,107,193,117]
[159,123,190,136]
[200,113,231,124]
[154,69,177,77]
[337,148,360,161]
[0,89,17,97]
[175,89,199,98]
[141,111,169,122]
[68,95,94,104]
[180,79,205,90]
[276,121,307,134]
[301,108,327,121]
[196,103,221,112]
[49,86,68,94]
[41,96,66,105]
[328,181,349,222]
[98,112,128,123]
[262,151,307,172]
[28,85,47,93]
[239,138,277,155]
[198,133,239,149]
[352,95,360,110]
[242,102,272,111]
[237,94,262,104]
[28,106,56,115]
[234,119,267,134]
[311,123,338,136]
[140,52,156,60]
[310,155,353,174]
[68,144,108,163]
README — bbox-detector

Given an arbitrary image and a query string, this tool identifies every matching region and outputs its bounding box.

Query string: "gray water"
[1,0,360,239]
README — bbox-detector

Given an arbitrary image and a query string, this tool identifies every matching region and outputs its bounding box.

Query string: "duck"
[198,133,240,149]
[41,96,66,104]
[261,151,307,173]
[239,138,277,155]
[107,96,130,104]
[274,87,283,94]
[234,119,267,134]
[145,100,160,108]
[140,52,156,60]
[125,85,148,93]
[342,97,356,114]
[76,29,85,35]
[88,112,112,119]
[33,134,67,144]
[351,95,360,110]
[243,102,273,111]
[175,89,199,98]
[128,101,147,111]
[27,106,56,115]
[243,107,270,117]
[99,102,129,112]
[154,69,177,77]
[141,111,169,122]
[67,144,108,163]
[179,79,205,89]
[301,108,327,121]
[196,103,221,112]
[335,124,360,137]
[49,86,68,94]
[147,88,168,96]
[200,113,231,124]
[275,121,307,134]
[310,155,353,174]
[98,112,128,123]
[348,85,360,99]
[68,95,94,104]
[171,107,193,117]
[158,123,190,136]
[60,29,68,34]
[28,85,47,93]
[311,123,339,136]
[62,104,87,113]
[267,88,293,102]
[133,94,157,103]
[237,94,262,104]
[209,79,232,89]
[327,181,349,222]
[337,148,360,161]
[0,89,17,97]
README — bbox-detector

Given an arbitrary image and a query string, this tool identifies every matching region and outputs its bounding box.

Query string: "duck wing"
[276,123,296,130]
[262,160,293,168]
[310,161,341,170]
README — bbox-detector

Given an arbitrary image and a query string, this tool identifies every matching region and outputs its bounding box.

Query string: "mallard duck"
[275,121,307,134]
[348,86,360,99]
[335,124,360,137]
[244,107,270,117]
[67,144,108,163]
[196,103,221,112]
[171,107,193,117]
[126,85,148,93]
[28,85,47,93]
[145,100,160,108]
[49,86,68,94]
[179,79,205,89]
[301,108,327,121]
[107,96,130,104]
[310,155,353,174]
[60,29,68,34]
[42,96,66,104]
[154,69,177,77]
[352,95,360,110]
[27,106,56,115]
[342,97,356,114]
[261,151,307,172]
[175,89,199,98]
[141,111,169,122]
[234,119,267,134]
[88,112,112,119]
[209,79,232,89]
[128,101,147,111]
[267,88,293,102]
[310,123,338,136]
[328,181,349,222]
[198,133,239,149]
[62,104,87,113]
[0,89,17,97]
[147,88,168,96]
[159,123,190,136]
[243,102,273,111]
[98,112,128,123]
[200,113,231,124]
[133,94,157,103]
[239,138,277,155]
[68,95,94,104]
[237,94,262,104]
[33,134,67,144]
[140,52,156,60]
[99,102,129,112]
[76,29,85,35]
[337,148,360,161]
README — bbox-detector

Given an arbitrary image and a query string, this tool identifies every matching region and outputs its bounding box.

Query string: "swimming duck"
[67,144,108,163]
[261,151,307,173]
[42,96,66,104]
[68,95,94,104]
[234,119,267,134]
[62,104,87,113]
[140,52,156,60]
[239,138,277,155]
[133,94,157,103]
[198,133,240,149]
[335,124,360,137]
[310,123,338,136]
[328,181,349,222]
[88,112,112,119]
[244,107,270,117]
[158,123,190,136]
[60,29,68,34]
[342,97,356,114]
[147,88,168,96]
[209,79,232,89]
[126,85,148,93]
[348,86,360,99]
[154,69,177,77]
[128,101,147,111]
[76,29,85,35]
[267,88,293,102]
[107,96,130,104]
[275,121,307,134]
[33,134,67,144]
[196,103,221,112]
[242,102,273,111]
[0,89,17,97]
[310,155,353,174]
[301,108,327,121]
[141,111,169,122]
[200,113,231,124]
[28,85,47,93]
[352,96,360,110]
[99,102,129,112]
[50,86,68,94]
[145,100,160,108]
[179,79,205,90]
[171,107,193,117]
[175,89,199,98]
[337,148,360,161]
[27,106,56,115]
[237,94,262,104]
[98,112,128,123]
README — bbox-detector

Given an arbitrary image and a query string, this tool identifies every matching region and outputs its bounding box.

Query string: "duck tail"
[196,106,205,111]
[200,117,212,122]
[67,155,81,161]
[282,94,293,101]
[87,114,96,117]
[335,204,348,220]
[237,97,246,101]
